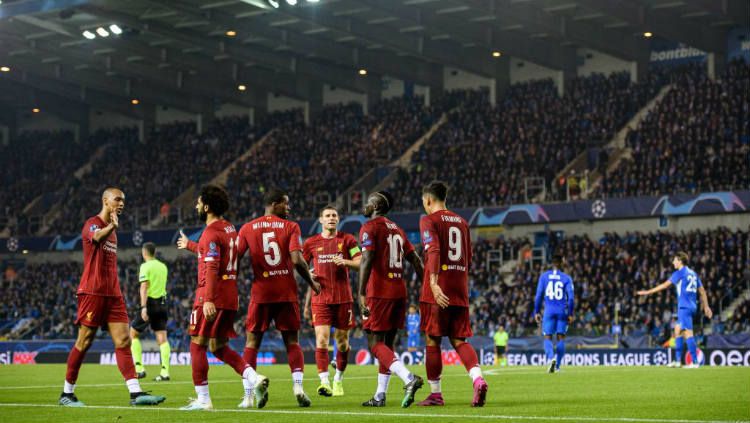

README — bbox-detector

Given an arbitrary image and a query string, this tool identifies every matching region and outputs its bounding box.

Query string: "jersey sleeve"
[138,263,149,283]
[236,225,249,259]
[289,223,303,252]
[345,234,361,259]
[302,238,313,262]
[199,230,222,302]
[359,222,375,251]
[420,216,440,274]
[668,270,679,285]
[534,273,545,315]
[82,219,101,244]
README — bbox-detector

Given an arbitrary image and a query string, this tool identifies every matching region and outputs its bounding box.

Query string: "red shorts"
[311,302,355,329]
[245,301,300,332]
[188,306,238,339]
[363,298,406,332]
[420,302,473,339]
[75,294,129,328]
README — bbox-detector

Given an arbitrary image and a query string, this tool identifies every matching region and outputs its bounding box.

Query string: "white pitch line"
[0,403,744,423]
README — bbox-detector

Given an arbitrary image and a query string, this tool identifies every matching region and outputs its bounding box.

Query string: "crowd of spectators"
[226,96,444,222]
[386,70,668,211]
[596,60,750,198]
[47,113,298,235]
[2,227,747,347]
[0,130,93,236]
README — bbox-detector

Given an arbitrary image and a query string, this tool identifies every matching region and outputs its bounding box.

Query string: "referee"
[130,242,171,381]
[494,324,509,367]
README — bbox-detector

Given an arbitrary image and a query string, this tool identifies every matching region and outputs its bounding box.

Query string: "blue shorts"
[542,312,568,336]
[677,308,695,331]
[407,335,420,348]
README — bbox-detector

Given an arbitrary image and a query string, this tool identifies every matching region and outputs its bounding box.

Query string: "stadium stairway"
[532,84,674,203]
[35,143,112,235]
[721,288,750,322]
[332,110,452,212]
[144,129,279,229]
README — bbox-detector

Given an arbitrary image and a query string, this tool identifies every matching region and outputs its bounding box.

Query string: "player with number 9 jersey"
[186,219,240,338]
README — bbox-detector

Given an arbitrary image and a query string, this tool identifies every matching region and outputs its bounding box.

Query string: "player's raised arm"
[92,213,118,243]
[636,280,672,296]
[176,229,198,254]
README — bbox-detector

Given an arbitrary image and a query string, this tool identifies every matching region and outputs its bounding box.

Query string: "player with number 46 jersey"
[534,255,574,374]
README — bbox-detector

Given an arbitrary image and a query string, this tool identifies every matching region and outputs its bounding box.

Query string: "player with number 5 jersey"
[534,255,575,374]
[237,188,320,407]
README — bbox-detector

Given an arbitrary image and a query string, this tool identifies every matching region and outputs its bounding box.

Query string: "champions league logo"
[6,237,18,252]
[132,230,144,247]
[653,351,668,366]
[591,200,607,218]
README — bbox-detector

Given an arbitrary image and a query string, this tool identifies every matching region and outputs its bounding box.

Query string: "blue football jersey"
[534,269,575,316]
[407,313,420,335]
[670,266,702,310]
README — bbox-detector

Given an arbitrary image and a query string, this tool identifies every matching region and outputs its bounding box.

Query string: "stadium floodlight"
[306,0,320,3]
[358,69,367,76]
[109,24,123,35]
[643,31,653,38]
[32,108,40,113]
[238,84,247,91]
[226,30,237,37]
[268,0,280,8]
[286,0,297,5]
[492,51,502,57]
[131,99,140,105]
[96,27,109,37]
[0,66,10,72]
[82,30,96,39]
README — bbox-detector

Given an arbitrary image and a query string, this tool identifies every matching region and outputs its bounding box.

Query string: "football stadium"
[0,0,748,422]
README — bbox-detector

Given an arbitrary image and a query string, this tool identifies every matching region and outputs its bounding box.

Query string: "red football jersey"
[303,232,361,305]
[420,210,472,307]
[359,216,414,300]
[77,215,121,297]
[238,215,302,304]
[193,219,240,310]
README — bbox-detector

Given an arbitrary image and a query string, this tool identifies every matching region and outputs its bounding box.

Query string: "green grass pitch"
[0,364,748,422]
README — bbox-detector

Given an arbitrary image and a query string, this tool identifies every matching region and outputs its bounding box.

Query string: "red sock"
[426,345,443,381]
[190,343,209,386]
[455,342,479,372]
[243,347,258,370]
[315,348,329,373]
[287,343,304,373]
[371,342,397,370]
[336,347,349,373]
[115,346,137,381]
[65,346,86,385]
[213,346,250,376]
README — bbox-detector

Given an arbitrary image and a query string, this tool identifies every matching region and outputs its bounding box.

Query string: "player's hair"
[264,187,288,206]
[102,187,123,199]
[319,204,339,216]
[373,191,394,214]
[199,184,230,216]
[551,255,563,268]
[422,180,449,202]
[673,251,689,265]
[142,242,156,257]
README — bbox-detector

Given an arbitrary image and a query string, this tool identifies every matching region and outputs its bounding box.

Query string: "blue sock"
[674,337,684,363]
[555,341,565,368]
[686,337,698,364]
[544,339,554,360]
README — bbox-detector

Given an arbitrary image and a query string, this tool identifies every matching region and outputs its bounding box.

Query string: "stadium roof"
[0,0,745,118]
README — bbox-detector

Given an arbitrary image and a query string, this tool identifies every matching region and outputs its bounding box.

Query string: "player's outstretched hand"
[534,313,542,324]
[359,296,370,319]
[704,306,713,319]
[332,256,346,267]
[310,280,321,295]
[177,230,189,249]
[430,283,450,309]
[110,211,119,229]
[636,290,649,296]
[141,307,149,322]
[203,301,217,322]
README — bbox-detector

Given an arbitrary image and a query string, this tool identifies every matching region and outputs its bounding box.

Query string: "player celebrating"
[637,251,713,368]
[237,188,321,407]
[59,188,165,407]
[358,191,424,408]
[176,185,267,411]
[534,255,575,374]
[302,205,361,397]
[417,181,488,407]
[130,242,171,381]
